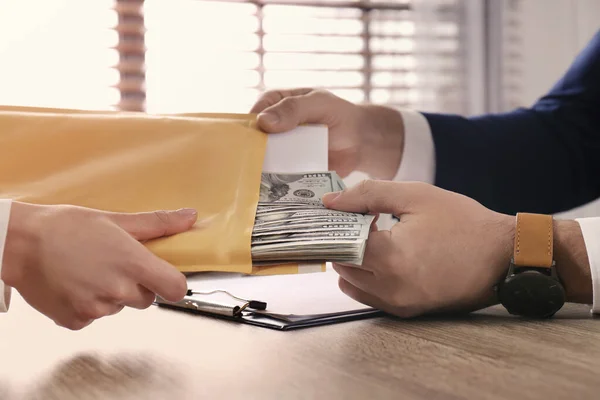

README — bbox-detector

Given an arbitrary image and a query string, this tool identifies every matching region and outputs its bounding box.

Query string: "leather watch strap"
[513,213,553,268]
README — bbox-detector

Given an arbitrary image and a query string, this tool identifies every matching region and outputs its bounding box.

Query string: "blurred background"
[0,0,598,220]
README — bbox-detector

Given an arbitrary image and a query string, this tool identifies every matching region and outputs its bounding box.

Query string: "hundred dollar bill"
[252,240,363,250]
[252,230,366,246]
[253,253,362,261]
[252,241,367,263]
[252,245,361,254]
[258,203,314,209]
[254,216,364,229]
[252,224,365,238]
[255,206,316,216]
[255,208,357,220]
[253,215,374,233]
[253,214,375,235]
[258,172,341,206]
[253,216,371,241]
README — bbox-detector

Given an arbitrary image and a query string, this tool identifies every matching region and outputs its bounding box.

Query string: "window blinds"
[499,0,524,112]
[0,0,471,116]
[143,0,470,115]
[114,0,146,111]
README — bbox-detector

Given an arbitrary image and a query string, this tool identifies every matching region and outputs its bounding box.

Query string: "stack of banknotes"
[251,172,374,265]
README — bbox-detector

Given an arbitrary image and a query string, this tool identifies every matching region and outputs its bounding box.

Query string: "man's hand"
[323,180,594,317]
[322,180,517,317]
[2,202,200,330]
[250,88,405,180]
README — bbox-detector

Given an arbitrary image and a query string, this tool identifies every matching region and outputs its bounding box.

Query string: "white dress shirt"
[0,109,598,314]
[392,109,600,314]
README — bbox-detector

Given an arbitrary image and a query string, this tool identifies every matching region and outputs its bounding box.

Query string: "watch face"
[498,271,566,318]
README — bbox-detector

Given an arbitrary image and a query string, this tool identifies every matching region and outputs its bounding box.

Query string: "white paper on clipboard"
[185,266,372,320]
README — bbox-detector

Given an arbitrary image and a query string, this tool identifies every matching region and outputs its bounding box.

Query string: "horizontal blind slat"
[142,0,468,114]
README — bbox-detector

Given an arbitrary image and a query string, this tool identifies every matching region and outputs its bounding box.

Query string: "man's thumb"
[322,180,411,215]
[111,208,199,241]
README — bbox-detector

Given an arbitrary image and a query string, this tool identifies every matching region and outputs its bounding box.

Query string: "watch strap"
[513,213,553,268]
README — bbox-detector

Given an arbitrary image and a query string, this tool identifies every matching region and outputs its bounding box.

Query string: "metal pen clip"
[185,289,267,314]
[155,289,267,317]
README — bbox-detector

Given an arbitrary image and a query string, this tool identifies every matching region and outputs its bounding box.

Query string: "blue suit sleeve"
[423,30,600,215]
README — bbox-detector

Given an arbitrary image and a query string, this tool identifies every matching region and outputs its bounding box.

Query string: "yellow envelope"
[0,105,325,275]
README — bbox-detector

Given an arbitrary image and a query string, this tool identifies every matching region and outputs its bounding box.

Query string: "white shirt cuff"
[575,217,600,314]
[0,200,12,313]
[392,109,436,184]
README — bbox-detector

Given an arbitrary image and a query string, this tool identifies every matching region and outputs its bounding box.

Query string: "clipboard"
[154,266,383,330]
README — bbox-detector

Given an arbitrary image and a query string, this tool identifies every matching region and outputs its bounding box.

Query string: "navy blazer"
[421,29,600,216]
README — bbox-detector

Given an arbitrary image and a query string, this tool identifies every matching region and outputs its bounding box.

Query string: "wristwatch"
[496,212,566,318]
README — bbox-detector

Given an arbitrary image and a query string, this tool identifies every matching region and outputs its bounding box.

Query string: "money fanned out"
[251,172,374,265]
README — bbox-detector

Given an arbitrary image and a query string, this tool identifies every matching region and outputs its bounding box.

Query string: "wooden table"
[1,293,599,400]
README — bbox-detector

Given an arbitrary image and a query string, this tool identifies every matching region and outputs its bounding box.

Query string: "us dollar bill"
[252,230,367,245]
[258,172,342,206]
[252,171,374,265]
[254,214,374,233]
[255,209,357,220]
[254,215,363,228]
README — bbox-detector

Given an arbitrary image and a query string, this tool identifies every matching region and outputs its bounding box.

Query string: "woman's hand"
[2,202,199,330]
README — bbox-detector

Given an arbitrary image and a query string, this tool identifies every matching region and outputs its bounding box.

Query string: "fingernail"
[258,112,279,125]
[177,208,197,217]
[322,192,341,203]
